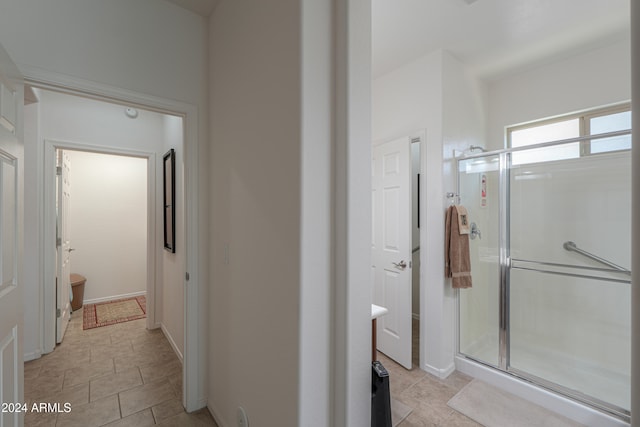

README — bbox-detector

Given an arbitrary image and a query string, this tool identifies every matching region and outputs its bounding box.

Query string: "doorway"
[21,83,198,407]
[53,148,149,342]
[19,70,203,410]
[35,88,176,355]
[371,131,424,370]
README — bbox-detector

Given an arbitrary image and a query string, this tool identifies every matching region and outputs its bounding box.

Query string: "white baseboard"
[424,361,455,379]
[23,350,42,362]
[196,398,208,411]
[83,290,146,305]
[161,323,184,364]
[207,403,228,427]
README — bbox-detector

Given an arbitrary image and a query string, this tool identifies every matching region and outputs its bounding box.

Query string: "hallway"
[23,309,216,426]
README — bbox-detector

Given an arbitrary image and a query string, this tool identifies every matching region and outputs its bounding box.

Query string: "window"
[507,104,631,165]
[586,109,631,154]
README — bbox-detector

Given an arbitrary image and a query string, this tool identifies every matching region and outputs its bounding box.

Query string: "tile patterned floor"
[24,307,217,427]
[376,318,482,427]
[27,312,478,426]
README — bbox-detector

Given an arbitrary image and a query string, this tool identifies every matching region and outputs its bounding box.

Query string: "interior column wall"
[334,0,372,424]
[209,1,302,425]
[299,0,333,424]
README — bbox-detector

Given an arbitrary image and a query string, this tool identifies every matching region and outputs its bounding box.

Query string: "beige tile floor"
[27,311,477,426]
[24,307,217,427]
[377,318,482,427]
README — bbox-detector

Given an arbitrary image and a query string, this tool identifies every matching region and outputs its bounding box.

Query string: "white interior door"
[0,43,24,427]
[372,136,412,369]
[56,150,71,343]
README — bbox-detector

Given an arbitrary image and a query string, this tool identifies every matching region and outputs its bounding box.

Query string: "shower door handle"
[392,260,407,270]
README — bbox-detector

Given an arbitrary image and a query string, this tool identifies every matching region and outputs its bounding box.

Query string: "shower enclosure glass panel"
[510,269,630,410]
[457,144,631,418]
[457,155,500,367]
[509,150,631,412]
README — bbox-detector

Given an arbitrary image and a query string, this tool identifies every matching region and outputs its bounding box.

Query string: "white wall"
[66,150,147,303]
[487,38,631,149]
[441,52,490,367]
[0,0,207,108]
[373,51,443,144]
[209,1,302,425]
[38,91,166,153]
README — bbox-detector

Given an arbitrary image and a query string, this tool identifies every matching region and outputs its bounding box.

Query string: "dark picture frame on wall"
[163,149,176,253]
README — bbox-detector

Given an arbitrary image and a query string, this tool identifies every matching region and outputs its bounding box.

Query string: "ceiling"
[164,0,630,81]
[373,0,630,79]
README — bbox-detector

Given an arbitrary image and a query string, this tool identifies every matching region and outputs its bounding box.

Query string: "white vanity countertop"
[371,304,389,320]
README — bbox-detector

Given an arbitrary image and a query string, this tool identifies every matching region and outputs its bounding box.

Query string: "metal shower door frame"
[455,130,632,422]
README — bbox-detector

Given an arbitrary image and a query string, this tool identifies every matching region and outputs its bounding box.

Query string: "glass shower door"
[457,155,501,367]
[508,150,631,414]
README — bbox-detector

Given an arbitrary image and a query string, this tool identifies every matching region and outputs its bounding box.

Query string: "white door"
[372,136,412,369]
[0,43,24,427]
[56,150,71,343]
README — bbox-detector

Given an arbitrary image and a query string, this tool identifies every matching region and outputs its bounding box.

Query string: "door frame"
[43,140,156,347]
[371,134,414,369]
[24,67,203,411]
[372,130,427,371]
[54,148,72,343]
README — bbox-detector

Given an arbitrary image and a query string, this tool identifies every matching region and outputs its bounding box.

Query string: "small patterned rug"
[83,295,146,330]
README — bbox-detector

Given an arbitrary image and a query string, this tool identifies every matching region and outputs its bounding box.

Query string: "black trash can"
[371,361,392,427]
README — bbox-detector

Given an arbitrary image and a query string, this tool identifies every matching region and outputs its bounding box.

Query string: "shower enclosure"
[456,132,631,420]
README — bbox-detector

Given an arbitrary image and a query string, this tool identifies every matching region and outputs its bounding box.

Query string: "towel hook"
[446,192,460,205]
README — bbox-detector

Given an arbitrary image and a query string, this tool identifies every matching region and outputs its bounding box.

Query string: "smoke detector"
[125,107,138,119]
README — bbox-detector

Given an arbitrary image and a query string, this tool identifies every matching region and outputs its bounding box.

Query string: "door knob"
[392,260,407,270]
